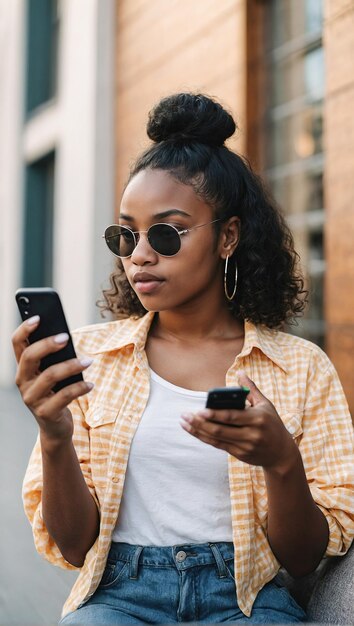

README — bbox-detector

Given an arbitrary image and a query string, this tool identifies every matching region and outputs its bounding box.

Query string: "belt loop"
[209,543,228,579]
[129,546,144,579]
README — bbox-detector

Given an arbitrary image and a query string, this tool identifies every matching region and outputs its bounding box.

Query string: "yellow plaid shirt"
[22,312,354,618]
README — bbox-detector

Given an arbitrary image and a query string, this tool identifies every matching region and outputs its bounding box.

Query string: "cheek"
[120,260,131,281]
[171,247,217,287]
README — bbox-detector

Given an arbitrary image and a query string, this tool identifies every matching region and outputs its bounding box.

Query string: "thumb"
[236,370,266,407]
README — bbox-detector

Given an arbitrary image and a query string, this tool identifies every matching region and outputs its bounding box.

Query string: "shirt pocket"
[85,405,118,429]
[85,404,117,467]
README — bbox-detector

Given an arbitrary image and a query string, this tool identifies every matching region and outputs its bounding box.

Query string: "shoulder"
[268,330,326,357]
[257,324,335,376]
[270,328,338,384]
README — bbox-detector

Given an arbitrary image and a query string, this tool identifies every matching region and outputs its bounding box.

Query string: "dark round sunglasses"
[103,220,221,258]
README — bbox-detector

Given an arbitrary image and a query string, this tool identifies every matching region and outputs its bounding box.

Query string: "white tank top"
[112,369,233,545]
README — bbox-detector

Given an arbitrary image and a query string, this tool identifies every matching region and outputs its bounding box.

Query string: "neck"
[152,299,244,343]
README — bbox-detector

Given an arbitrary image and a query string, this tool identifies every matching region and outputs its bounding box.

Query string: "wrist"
[40,430,73,455]
[264,439,301,478]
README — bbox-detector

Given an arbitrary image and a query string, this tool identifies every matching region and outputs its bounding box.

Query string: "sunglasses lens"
[104,225,135,258]
[148,224,181,256]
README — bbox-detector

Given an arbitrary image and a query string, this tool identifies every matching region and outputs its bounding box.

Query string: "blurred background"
[0,0,354,624]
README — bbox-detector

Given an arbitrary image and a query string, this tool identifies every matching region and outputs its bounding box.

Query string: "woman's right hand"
[12,316,94,443]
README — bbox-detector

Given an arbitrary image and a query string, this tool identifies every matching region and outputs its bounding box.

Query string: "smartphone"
[15,287,83,393]
[206,387,250,410]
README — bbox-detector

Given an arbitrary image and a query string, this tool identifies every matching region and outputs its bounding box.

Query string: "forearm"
[40,433,100,567]
[264,445,329,577]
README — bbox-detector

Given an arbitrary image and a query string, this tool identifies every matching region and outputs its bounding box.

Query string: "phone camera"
[17,296,30,316]
[18,296,30,306]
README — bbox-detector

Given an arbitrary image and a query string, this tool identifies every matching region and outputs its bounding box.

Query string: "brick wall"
[324,0,354,415]
[114,0,247,200]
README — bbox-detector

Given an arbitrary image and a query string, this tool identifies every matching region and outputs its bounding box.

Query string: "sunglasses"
[103,219,221,258]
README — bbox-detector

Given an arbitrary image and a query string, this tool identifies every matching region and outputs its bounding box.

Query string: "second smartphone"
[206,387,250,410]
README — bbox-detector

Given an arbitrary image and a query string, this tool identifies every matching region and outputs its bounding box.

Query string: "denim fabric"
[59,542,306,625]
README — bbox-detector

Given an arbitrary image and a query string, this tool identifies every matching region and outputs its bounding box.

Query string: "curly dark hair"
[99,93,307,328]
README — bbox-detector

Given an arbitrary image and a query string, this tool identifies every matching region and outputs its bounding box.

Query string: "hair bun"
[147,93,236,147]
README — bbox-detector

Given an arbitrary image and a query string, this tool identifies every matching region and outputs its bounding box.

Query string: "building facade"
[1,0,353,416]
[0,0,116,385]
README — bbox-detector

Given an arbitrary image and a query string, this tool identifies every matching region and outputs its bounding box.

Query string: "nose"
[130,232,158,265]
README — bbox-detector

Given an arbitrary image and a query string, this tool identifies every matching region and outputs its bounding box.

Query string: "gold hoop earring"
[224,255,238,301]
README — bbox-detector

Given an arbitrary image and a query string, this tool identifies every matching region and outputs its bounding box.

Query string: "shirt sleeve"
[22,397,99,570]
[300,352,354,556]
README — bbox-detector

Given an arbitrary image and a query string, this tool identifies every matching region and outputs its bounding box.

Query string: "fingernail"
[86,382,94,390]
[198,409,212,418]
[54,332,69,344]
[180,420,192,431]
[80,357,94,367]
[181,413,194,423]
[27,315,40,325]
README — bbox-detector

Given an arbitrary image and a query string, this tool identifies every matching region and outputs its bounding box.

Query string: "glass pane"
[305,0,323,34]
[308,272,324,327]
[270,170,323,217]
[305,47,325,102]
[270,45,324,107]
[23,153,55,287]
[26,0,60,113]
[263,0,325,348]
[268,0,323,50]
[266,104,323,168]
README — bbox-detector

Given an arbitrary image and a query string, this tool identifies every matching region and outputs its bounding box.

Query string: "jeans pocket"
[222,557,236,582]
[98,558,128,589]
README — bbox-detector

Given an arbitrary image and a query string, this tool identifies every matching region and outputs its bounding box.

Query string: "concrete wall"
[0,1,26,386]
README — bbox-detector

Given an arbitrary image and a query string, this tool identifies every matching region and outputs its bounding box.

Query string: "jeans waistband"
[108,541,234,579]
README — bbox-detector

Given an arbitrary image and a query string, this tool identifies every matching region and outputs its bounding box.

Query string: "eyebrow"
[119,209,192,221]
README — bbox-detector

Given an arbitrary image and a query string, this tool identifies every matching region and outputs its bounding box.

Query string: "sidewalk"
[0,386,78,626]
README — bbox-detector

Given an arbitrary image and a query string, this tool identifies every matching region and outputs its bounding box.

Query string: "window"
[262,0,325,346]
[23,153,55,287]
[25,0,60,114]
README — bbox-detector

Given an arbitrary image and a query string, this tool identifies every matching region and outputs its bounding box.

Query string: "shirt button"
[176,550,187,562]
[111,476,120,483]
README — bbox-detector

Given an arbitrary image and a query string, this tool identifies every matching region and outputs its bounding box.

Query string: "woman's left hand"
[180,370,298,471]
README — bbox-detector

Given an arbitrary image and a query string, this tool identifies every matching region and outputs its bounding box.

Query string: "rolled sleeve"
[301,355,354,556]
[22,398,99,569]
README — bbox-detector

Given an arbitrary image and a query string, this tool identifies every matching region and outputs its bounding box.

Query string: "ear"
[219,217,240,259]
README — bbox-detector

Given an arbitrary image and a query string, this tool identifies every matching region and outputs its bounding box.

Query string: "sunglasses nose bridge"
[129,229,158,260]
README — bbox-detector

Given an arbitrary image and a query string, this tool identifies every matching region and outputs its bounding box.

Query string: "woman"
[13,93,354,624]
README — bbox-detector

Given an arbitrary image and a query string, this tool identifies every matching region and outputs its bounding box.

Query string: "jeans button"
[176,550,187,562]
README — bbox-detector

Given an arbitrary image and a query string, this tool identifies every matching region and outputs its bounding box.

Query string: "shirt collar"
[241,320,288,373]
[90,312,155,355]
[90,312,288,373]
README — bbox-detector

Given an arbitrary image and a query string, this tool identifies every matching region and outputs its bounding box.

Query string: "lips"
[132,272,164,283]
[132,271,165,295]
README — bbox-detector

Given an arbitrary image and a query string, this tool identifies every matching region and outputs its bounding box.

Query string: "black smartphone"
[206,387,250,410]
[15,287,83,393]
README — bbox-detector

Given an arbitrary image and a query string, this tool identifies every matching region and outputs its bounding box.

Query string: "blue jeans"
[59,542,306,624]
